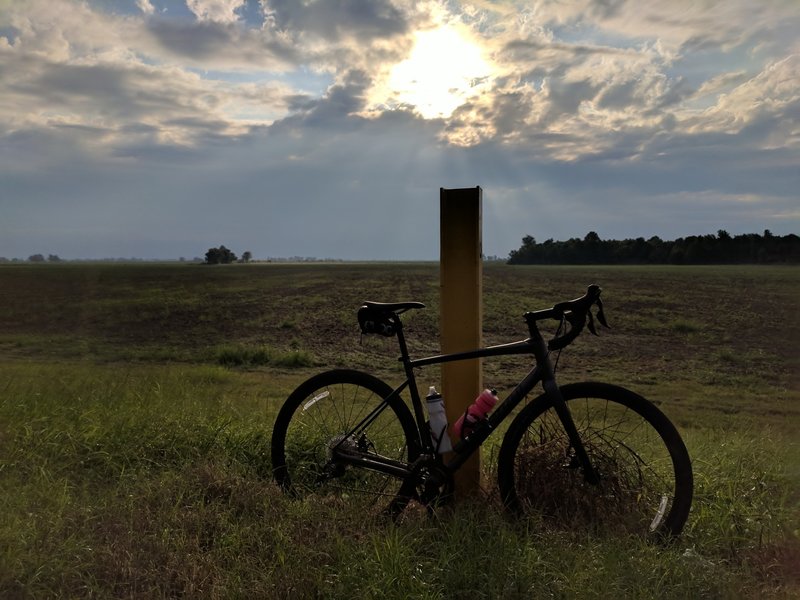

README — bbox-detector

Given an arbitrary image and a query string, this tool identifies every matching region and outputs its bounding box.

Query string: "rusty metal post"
[439,186,482,496]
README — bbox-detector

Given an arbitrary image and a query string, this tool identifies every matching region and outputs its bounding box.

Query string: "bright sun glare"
[387,26,493,119]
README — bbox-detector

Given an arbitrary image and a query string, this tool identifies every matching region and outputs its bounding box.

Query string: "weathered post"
[439,186,482,495]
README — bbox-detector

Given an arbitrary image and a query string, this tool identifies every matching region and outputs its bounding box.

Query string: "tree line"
[1,247,254,264]
[507,230,800,265]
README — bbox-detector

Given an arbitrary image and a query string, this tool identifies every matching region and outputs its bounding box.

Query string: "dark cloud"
[540,78,600,125]
[588,0,628,20]
[148,19,236,59]
[265,0,410,42]
[27,63,129,105]
[146,18,298,67]
[595,79,640,110]
[11,61,183,122]
[501,38,634,65]
[484,91,534,137]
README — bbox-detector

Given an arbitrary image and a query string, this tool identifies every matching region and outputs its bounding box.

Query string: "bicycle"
[271,285,693,537]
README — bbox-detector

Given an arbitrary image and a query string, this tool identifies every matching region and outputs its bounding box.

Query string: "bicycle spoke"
[273,370,417,515]
[499,383,692,538]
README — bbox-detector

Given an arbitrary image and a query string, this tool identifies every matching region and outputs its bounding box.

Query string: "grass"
[668,318,702,334]
[1,262,799,597]
[212,344,314,368]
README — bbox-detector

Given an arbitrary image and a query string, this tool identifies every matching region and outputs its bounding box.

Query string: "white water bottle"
[426,386,452,453]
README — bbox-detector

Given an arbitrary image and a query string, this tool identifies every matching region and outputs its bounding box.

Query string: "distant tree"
[241,251,253,264]
[582,231,603,263]
[584,231,601,244]
[28,254,45,263]
[47,254,62,262]
[507,235,538,264]
[204,245,237,264]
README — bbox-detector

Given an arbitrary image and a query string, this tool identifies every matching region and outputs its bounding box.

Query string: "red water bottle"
[454,389,497,439]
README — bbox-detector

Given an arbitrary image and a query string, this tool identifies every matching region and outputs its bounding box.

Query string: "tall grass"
[212,344,314,368]
[2,363,798,598]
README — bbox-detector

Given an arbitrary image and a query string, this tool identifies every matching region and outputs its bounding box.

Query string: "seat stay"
[330,379,415,454]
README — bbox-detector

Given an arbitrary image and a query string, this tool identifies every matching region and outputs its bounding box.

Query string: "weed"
[214,344,272,367]
[669,318,702,333]
[213,344,314,368]
[271,349,314,368]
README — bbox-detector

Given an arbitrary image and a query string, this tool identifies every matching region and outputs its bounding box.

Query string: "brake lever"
[586,298,610,336]
[596,297,609,328]
[587,310,597,335]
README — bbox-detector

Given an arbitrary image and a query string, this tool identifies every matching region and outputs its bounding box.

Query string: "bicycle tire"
[271,369,420,514]
[497,382,693,538]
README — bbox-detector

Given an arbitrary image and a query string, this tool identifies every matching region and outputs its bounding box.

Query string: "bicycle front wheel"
[271,369,419,514]
[498,382,693,538]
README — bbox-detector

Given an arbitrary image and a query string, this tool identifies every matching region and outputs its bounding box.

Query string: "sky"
[1,0,798,260]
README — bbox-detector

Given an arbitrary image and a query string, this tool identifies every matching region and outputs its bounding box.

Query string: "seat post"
[393,315,413,371]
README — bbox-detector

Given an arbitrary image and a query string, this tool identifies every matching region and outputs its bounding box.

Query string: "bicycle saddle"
[361,301,425,312]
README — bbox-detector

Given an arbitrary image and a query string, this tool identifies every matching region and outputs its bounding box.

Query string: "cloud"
[136,0,155,16]
[277,70,373,131]
[694,71,750,99]
[683,55,800,147]
[264,0,412,42]
[3,0,796,165]
[143,18,299,70]
[186,0,246,24]
[2,44,289,137]
[0,1,306,165]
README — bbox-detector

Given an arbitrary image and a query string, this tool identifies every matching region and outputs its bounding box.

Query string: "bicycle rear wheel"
[498,382,693,538]
[271,369,419,514]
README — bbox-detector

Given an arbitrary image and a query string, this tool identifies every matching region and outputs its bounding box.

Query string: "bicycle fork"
[528,323,600,486]
[543,378,600,485]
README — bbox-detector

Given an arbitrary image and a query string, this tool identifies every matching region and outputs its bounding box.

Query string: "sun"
[384,26,493,119]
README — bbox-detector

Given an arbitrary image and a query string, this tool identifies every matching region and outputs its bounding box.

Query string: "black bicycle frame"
[333,316,599,484]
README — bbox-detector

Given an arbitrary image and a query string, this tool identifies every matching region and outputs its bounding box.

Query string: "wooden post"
[439,186,482,496]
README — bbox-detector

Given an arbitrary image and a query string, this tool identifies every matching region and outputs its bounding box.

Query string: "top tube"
[409,339,537,369]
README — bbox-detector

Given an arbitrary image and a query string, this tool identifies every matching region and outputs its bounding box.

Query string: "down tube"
[446,365,543,471]
[488,366,543,427]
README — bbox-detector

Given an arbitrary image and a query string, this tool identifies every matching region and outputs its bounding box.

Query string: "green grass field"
[1,263,798,598]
